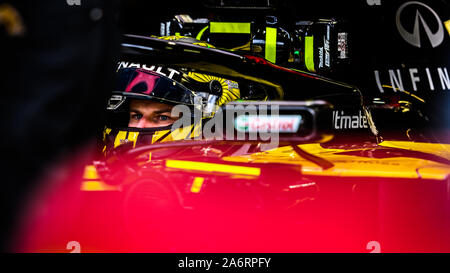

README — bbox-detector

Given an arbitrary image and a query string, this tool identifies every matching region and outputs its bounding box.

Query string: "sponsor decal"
[371,2,448,94]
[117,62,181,80]
[366,0,381,6]
[325,26,330,68]
[66,0,81,6]
[160,22,166,37]
[318,35,330,69]
[318,46,324,69]
[337,32,348,59]
[235,115,302,133]
[396,1,445,48]
[333,110,368,130]
[374,67,450,92]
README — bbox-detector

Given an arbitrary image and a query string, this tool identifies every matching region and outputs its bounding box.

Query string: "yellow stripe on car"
[81,181,119,191]
[81,165,119,191]
[83,165,100,180]
[190,177,205,193]
[265,27,277,63]
[304,36,315,72]
[196,25,209,40]
[166,160,261,176]
[209,22,251,34]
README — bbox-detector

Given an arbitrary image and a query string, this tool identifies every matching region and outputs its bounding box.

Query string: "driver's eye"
[131,113,143,120]
[158,115,170,121]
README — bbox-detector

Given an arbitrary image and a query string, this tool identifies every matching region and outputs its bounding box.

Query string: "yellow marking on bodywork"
[196,25,209,40]
[230,41,252,51]
[190,177,205,193]
[210,22,251,34]
[81,165,119,191]
[222,143,450,180]
[193,42,214,48]
[304,36,315,72]
[83,165,100,180]
[380,141,450,160]
[81,181,119,191]
[417,167,450,180]
[265,27,277,63]
[166,160,261,176]
[381,85,425,102]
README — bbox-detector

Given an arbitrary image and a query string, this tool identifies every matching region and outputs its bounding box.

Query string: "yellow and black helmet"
[102,66,241,153]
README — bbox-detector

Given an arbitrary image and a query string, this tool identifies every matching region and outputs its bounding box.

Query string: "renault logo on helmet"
[396,1,444,48]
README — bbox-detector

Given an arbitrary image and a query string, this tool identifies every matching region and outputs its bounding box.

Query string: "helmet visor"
[113,68,197,106]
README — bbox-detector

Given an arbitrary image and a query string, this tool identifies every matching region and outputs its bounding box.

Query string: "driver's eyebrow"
[153,108,173,115]
[129,108,142,114]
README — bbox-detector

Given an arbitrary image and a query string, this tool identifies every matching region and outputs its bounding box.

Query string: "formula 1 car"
[118,34,442,143]
[15,33,450,253]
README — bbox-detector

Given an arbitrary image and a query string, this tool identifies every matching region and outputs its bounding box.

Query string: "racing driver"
[102,65,242,153]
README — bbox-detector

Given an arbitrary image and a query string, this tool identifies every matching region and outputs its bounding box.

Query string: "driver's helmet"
[102,66,241,155]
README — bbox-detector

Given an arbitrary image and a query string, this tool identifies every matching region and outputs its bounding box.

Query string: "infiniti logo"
[396,1,444,48]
